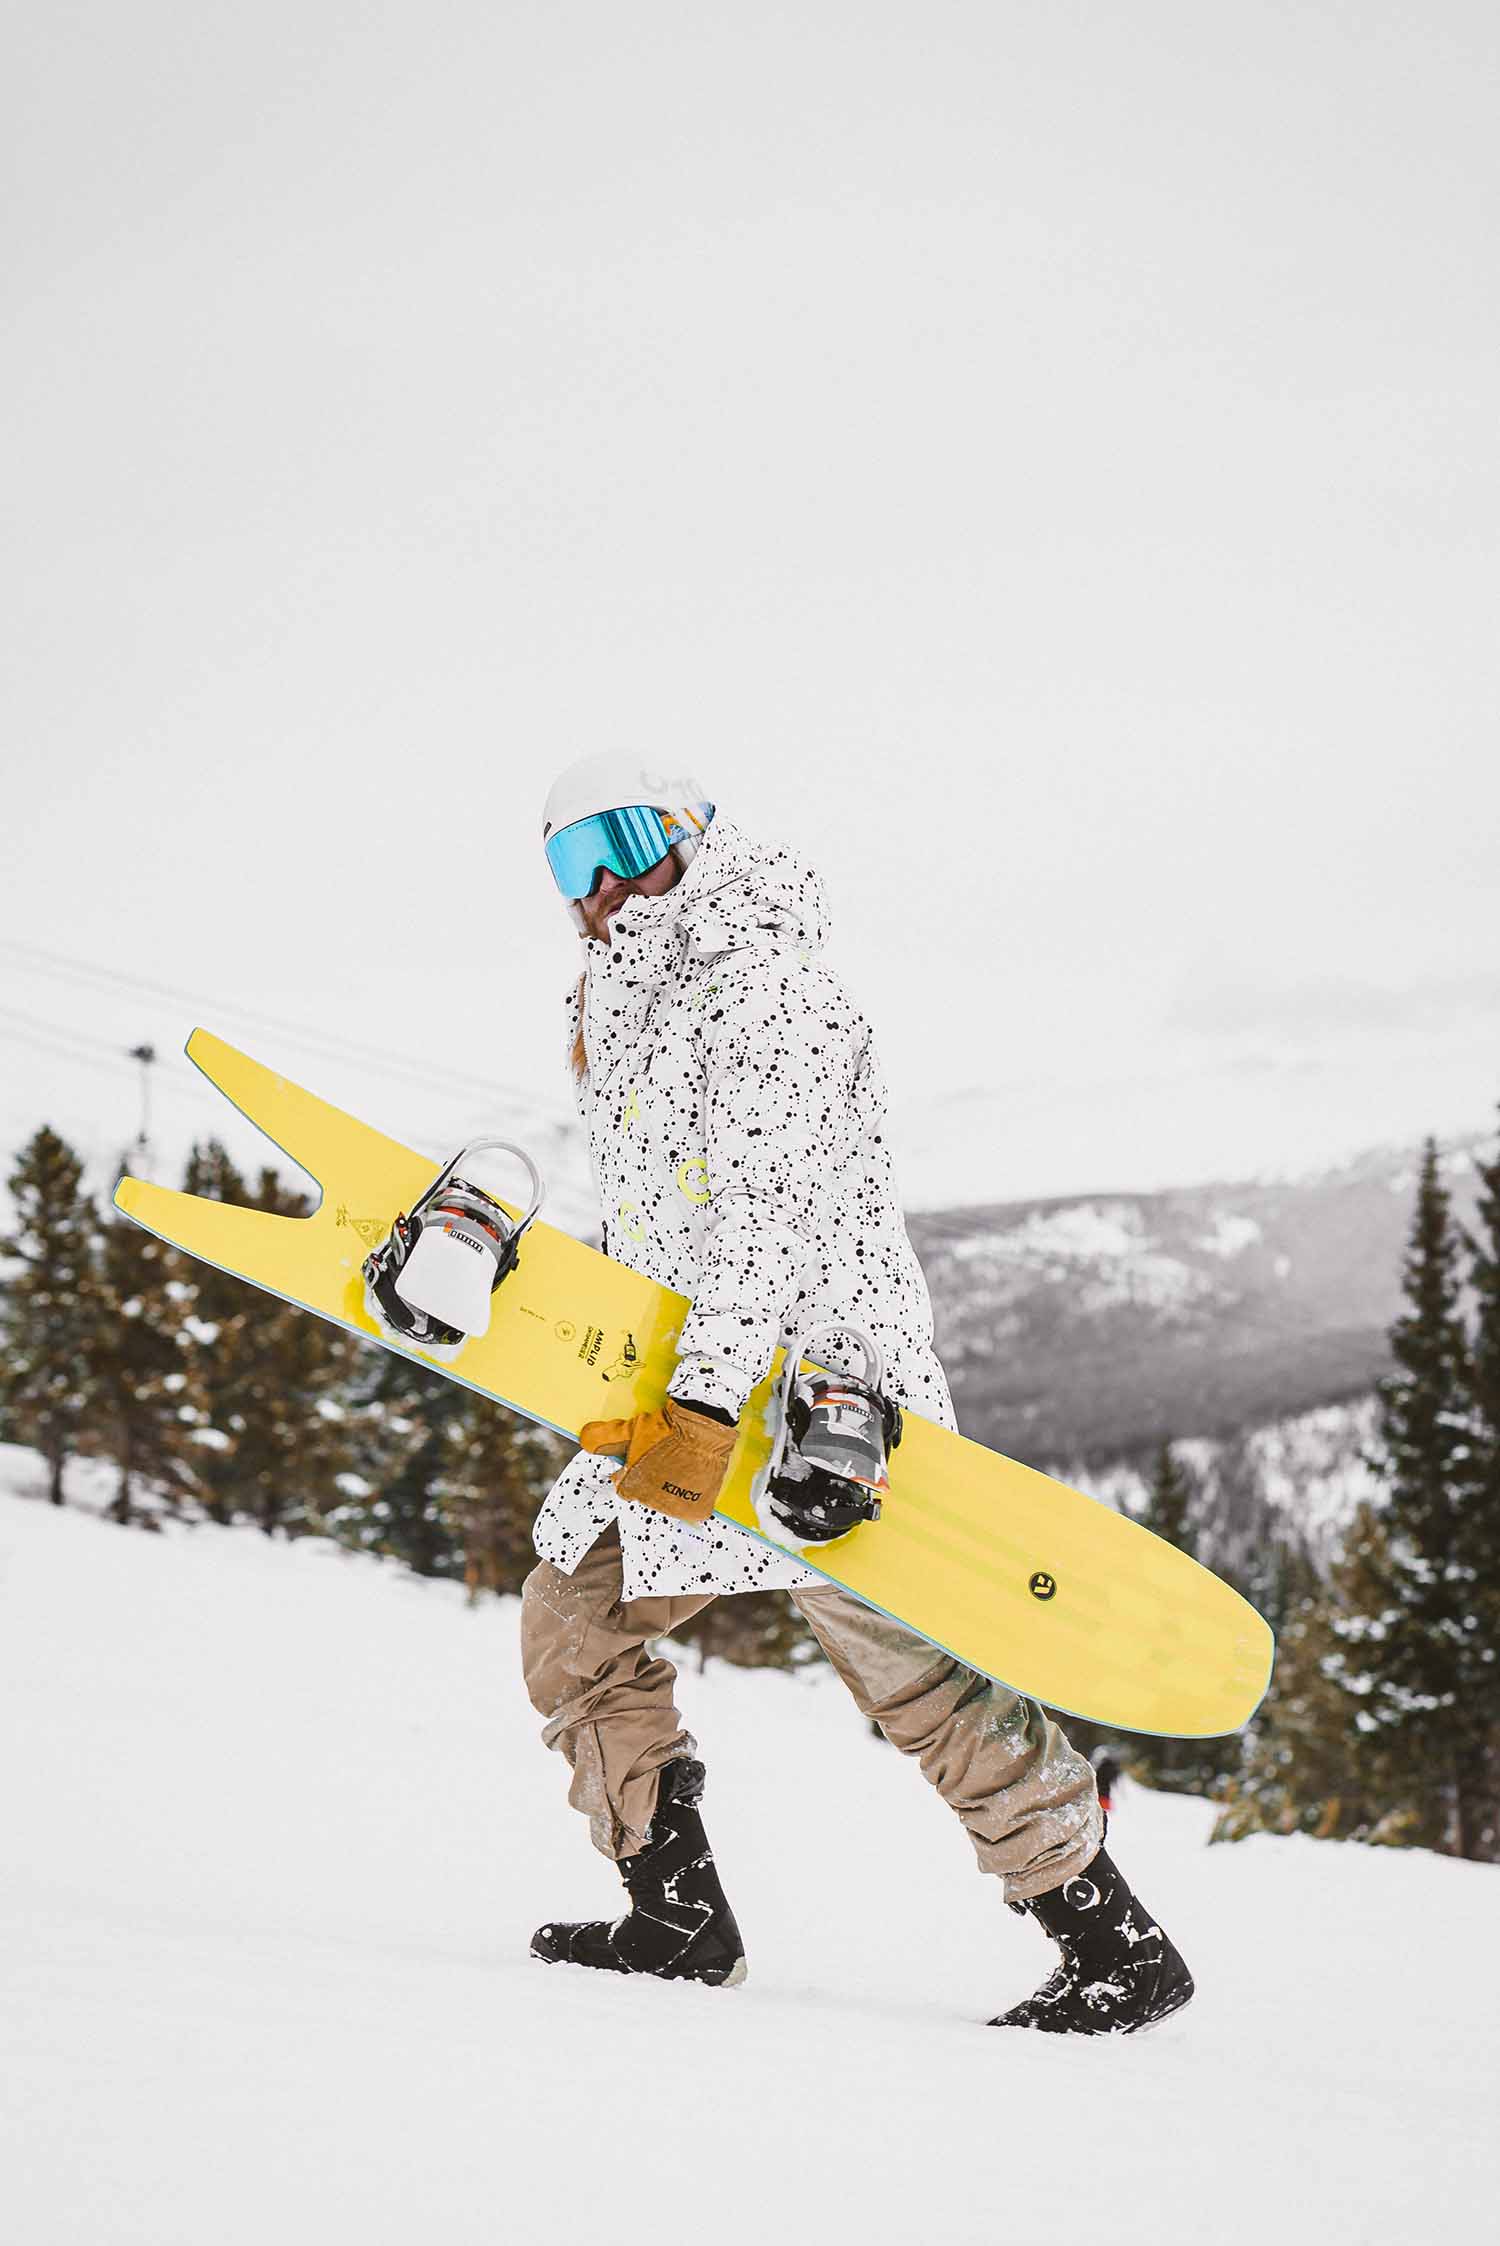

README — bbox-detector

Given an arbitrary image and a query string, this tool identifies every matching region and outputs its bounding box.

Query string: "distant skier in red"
[521,753,1193,2033]
[1093,1749,1123,1819]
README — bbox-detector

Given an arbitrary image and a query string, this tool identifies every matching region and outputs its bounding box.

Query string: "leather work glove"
[578,1398,739,1525]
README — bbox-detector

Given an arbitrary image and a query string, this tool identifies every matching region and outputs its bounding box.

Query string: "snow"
[1048,1398,1384,1559]
[1197,1212,1262,1259]
[1248,1398,1385,1557]
[2,1450,1497,2246]
[946,1201,1211,1316]
[1006,1200,1146,1262]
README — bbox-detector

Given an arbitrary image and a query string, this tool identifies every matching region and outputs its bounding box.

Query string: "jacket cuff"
[667,1353,754,1422]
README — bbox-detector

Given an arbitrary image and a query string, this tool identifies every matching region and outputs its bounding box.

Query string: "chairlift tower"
[127,1042,157,1172]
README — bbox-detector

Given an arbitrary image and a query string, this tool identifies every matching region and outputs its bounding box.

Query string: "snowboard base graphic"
[114,1031,1274,1737]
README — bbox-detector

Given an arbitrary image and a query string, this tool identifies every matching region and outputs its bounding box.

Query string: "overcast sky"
[3,2,1497,1213]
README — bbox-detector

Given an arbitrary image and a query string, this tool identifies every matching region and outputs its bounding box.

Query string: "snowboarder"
[521,754,1194,2033]
[1093,1748,1123,1819]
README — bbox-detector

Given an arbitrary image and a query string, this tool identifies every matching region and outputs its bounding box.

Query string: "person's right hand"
[579,1397,739,1524]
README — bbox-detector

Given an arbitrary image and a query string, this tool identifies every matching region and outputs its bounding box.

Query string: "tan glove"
[578,1398,739,1525]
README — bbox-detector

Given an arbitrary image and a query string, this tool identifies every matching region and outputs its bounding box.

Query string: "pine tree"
[1457,1112,1500,1858]
[1212,1531,1407,1846]
[83,1169,204,1523]
[1140,1441,1196,1554]
[1132,1443,1196,1790]
[330,1340,569,1589]
[1240,1527,1319,1652]
[182,1141,353,1533]
[666,1592,821,1674]
[0,1127,99,1503]
[1219,1133,1500,1858]
[332,1345,469,1579]
[1132,1442,1240,1794]
[1323,1138,1488,1854]
[1467,1111,1500,1530]
[435,1404,566,1599]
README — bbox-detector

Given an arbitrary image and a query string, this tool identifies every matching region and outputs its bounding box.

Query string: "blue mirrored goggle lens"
[544,806,677,899]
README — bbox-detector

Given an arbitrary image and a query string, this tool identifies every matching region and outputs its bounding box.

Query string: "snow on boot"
[531,1759,747,1987]
[992,1847,1194,2035]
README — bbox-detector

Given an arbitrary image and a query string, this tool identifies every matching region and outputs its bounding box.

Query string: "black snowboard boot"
[991,1847,1194,2035]
[530,1758,747,1987]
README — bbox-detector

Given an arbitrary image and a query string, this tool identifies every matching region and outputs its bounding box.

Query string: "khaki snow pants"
[520,1525,1102,1904]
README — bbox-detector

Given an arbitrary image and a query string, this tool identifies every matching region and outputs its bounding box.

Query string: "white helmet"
[542,751,714,923]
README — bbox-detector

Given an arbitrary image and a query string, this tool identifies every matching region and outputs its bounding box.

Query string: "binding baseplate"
[758,1322,903,1547]
[362,1140,544,1362]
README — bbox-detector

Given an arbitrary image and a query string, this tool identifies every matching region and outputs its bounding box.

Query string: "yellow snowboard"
[115,1030,1274,1737]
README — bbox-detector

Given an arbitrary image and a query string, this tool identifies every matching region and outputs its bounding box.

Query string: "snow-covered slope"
[1062,1396,1384,1566]
[2,1458,1495,2246]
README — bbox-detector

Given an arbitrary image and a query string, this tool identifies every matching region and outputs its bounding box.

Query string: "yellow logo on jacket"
[676,1159,711,1205]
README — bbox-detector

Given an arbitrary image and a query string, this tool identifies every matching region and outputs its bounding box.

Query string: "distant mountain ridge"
[906,1135,1486,1468]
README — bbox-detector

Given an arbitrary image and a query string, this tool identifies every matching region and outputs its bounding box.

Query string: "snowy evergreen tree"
[1139,1440,1196,1555]
[332,1348,565,1590]
[1457,1113,1500,1857]
[668,1590,821,1673]
[331,1345,469,1579]
[1466,1112,1500,1547]
[1238,1526,1318,1656]
[182,1141,353,1533]
[0,1127,99,1504]
[1322,1138,1493,1855]
[1212,1535,1403,1846]
[434,1404,566,1599]
[1129,1444,1221,1791]
[83,1169,203,1523]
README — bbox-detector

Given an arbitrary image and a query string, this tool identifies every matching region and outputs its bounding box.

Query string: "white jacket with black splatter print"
[531,818,956,1600]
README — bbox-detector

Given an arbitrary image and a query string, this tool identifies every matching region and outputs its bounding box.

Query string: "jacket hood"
[664,817,828,963]
[573,819,829,1090]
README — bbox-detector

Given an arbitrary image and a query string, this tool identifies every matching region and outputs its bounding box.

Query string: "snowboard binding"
[362,1141,544,1362]
[759,1323,902,1547]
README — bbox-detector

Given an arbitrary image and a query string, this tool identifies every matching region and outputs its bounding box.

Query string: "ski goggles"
[544,804,711,900]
